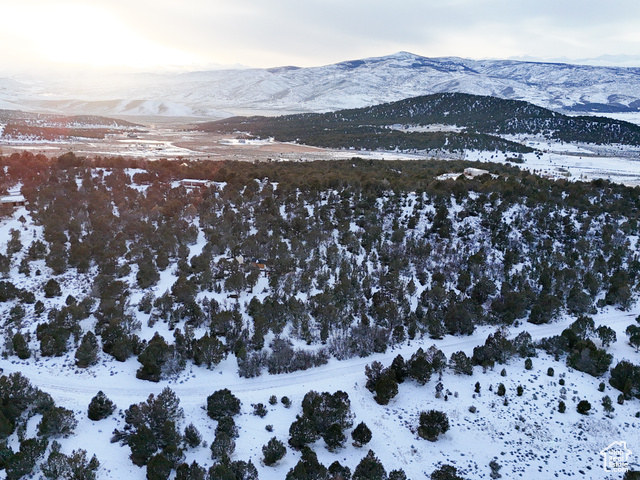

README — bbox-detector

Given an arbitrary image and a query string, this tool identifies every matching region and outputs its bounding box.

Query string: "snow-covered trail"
[3,307,633,409]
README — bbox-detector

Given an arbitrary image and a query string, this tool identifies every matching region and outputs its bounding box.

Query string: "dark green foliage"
[626,325,640,351]
[328,461,352,479]
[390,355,408,383]
[497,383,506,396]
[289,390,353,451]
[137,250,161,289]
[75,331,99,368]
[547,367,554,377]
[609,360,640,399]
[301,390,353,435]
[431,464,466,480]
[36,320,72,357]
[176,461,206,480]
[262,436,286,466]
[41,441,100,480]
[11,332,30,359]
[5,437,48,480]
[323,423,347,452]
[282,396,292,408]
[43,279,62,298]
[37,406,77,438]
[215,416,239,439]
[253,403,267,418]
[472,330,513,366]
[577,400,591,414]
[202,93,640,154]
[206,389,241,420]
[0,372,54,440]
[147,452,173,480]
[370,367,399,405]
[88,390,116,421]
[408,348,433,385]
[602,395,614,415]
[558,400,566,413]
[113,387,184,466]
[596,325,616,347]
[183,423,201,448]
[210,432,236,461]
[192,333,225,369]
[450,351,473,375]
[524,358,533,370]
[389,469,408,480]
[353,450,387,480]
[286,447,327,480]
[566,340,612,377]
[136,332,174,382]
[489,459,502,479]
[418,410,450,441]
[351,421,372,447]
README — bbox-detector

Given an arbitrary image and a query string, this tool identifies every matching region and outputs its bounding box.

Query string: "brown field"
[0,119,357,163]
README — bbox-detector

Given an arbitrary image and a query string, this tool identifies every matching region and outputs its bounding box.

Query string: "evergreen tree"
[351,421,372,447]
[183,423,201,449]
[41,441,100,480]
[430,464,466,480]
[353,450,387,480]
[75,331,99,368]
[418,410,449,441]
[146,452,172,480]
[87,391,116,421]
[206,389,241,420]
[285,447,327,480]
[38,407,77,438]
[577,400,591,415]
[11,332,30,360]
[262,437,286,466]
[175,461,206,480]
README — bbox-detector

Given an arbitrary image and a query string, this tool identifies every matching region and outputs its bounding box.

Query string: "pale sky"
[3,0,640,74]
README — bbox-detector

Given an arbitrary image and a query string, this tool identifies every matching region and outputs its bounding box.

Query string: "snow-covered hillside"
[1,157,640,479]
[2,52,640,118]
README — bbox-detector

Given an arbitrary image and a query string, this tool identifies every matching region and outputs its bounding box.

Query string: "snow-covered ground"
[1,167,640,479]
[1,201,639,479]
[2,301,639,479]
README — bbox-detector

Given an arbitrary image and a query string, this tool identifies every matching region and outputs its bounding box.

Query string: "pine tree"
[418,410,449,441]
[183,423,201,448]
[87,391,116,421]
[351,421,372,447]
[75,331,99,368]
[262,437,286,466]
[206,389,241,420]
[353,450,387,480]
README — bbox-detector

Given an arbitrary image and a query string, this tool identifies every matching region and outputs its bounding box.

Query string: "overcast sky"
[3,0,640,74]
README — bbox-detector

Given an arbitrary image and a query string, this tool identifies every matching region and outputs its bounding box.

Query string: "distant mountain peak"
[2,53,640,118]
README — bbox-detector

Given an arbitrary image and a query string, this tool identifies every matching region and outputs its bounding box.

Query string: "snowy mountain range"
[2,52,640,118]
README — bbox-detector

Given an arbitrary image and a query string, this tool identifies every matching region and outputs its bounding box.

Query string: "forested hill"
[198,93,640,151]
[0,109,141,141]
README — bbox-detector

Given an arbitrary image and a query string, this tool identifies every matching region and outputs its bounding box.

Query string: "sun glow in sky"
[4,3,202,71]
[2,0,640,75]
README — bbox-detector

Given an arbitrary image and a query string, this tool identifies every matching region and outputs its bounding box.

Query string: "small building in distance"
[180,179,212,189]
[0,189,26,208]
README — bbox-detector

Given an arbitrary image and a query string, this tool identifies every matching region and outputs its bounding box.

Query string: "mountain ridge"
[2,52,640,118]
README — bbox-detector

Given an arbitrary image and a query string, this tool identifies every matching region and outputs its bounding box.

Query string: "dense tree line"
[0,153,639,390]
